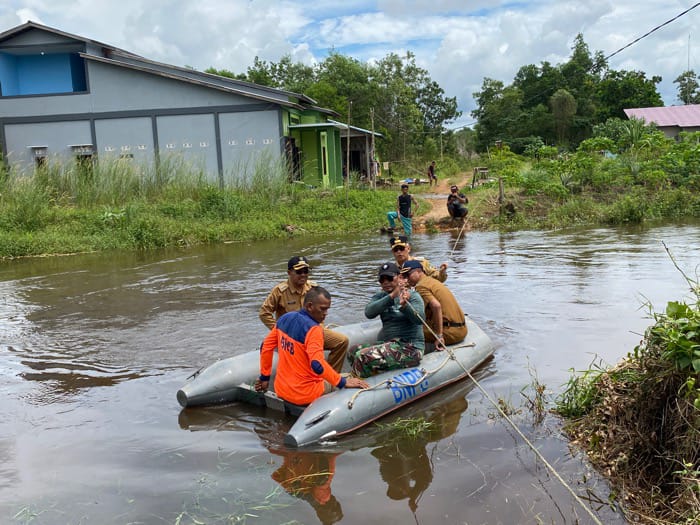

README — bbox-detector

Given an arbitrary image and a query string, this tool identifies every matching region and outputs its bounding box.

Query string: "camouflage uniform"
[348,340,422,378]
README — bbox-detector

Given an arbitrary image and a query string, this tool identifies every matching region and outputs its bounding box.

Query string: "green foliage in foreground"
[472,127,700,231]
[555,258,700,524]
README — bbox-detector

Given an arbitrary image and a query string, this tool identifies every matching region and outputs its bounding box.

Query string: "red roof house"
[623,105,700,139]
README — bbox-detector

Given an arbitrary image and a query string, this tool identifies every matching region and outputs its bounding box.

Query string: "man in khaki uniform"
[259,256,349,373]
[400,260,466,348]
[390,236,448,283]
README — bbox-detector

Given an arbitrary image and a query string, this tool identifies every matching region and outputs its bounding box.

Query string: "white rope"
[403,301,605,525]
[450,217,468,256]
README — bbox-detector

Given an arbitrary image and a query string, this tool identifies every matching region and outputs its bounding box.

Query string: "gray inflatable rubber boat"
[177,316,495,447]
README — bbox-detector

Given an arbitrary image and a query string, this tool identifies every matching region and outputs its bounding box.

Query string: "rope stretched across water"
[398,300,605,525]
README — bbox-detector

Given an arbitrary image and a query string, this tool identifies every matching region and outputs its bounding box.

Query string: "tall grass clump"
[225,151,290,196]
[0,174,55,231]
[555,249,700,524]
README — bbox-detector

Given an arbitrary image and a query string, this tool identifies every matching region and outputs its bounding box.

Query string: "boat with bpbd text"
[176,316,495,447]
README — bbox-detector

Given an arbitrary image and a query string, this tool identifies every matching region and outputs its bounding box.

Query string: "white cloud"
[1,0,699,126]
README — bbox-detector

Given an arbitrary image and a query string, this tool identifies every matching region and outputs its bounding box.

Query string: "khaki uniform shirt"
[415,274,466,344]
[414,257,447,283]
[259,278,318,329]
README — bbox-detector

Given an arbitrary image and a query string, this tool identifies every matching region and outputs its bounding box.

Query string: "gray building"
[0,21,377,187]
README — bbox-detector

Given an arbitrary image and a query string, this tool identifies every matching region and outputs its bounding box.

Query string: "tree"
[513,61,564,109]
[550,89,577,146]
[470,33,668,152]
[674,70,700,105]
[272,56,315,94]
[472,78,525,151]
[596,70,662,121]
[204,67,246,81]
[312,52,375,127]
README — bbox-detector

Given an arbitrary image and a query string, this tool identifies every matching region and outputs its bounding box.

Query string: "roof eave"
[80,53,304,109]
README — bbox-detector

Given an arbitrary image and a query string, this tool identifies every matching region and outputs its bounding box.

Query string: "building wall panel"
[95,117,154,164]
[4,120,91,172]
[219,109,281,184]
[156,113,218,182]
[88,61,252,113]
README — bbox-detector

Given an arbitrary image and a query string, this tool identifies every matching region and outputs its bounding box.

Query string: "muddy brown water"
[2,222,699,524]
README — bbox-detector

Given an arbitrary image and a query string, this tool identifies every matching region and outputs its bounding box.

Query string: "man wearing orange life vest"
[259,256,349,373]
[255,286,368,406]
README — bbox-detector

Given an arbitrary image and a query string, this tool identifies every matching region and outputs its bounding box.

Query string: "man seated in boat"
[390,236,448,283]
[348,262,426,378]
[255,286,368,406]
[400,260,467,349]
[259,256,349,373]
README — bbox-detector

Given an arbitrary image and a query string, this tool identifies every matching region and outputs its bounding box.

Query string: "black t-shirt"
[398,193,412,216]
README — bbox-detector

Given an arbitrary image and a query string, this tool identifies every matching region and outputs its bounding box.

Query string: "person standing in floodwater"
[386,184,419,237]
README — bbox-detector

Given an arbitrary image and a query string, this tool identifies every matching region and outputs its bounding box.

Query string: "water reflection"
[372,433,433,513]
[3,223,700,524]
[269,447,344,525]
[371,393,467,516]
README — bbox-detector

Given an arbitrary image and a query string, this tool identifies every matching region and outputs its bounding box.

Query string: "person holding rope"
[386,184,418,237]
[400,260,467,349]
[259,256,349,373]
[348,262,425,378]
[255,286,368,405]
[390,235,448,282]
[447,185,468,221]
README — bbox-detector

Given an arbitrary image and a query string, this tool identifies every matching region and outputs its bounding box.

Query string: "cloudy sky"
[1,1,699,128]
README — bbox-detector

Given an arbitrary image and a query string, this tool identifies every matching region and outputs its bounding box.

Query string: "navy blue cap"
[400,260,423,274]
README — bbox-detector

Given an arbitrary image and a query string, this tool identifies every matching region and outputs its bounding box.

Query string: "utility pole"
[346,101,351,207]
[440,129,443,161]
[370,107,376,190]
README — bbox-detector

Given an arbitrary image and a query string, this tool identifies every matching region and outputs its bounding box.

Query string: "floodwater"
[2,222,699,525]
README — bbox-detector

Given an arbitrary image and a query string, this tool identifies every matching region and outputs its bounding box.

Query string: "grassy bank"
[0,157,399,258]
[462,183,700,231]
[555,255,700,524]
[2,127,700,258]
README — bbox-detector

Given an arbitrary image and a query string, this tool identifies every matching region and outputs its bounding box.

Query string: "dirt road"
[413,174,471,232]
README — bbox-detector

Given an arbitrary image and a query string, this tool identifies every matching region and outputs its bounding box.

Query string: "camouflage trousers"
[348,339,422,378]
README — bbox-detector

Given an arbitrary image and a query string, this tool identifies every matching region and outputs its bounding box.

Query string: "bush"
[556,273,700,524]
[603,192,648,224]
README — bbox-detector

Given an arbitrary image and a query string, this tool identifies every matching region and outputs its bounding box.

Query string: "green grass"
[3,148,700,258]
[374,416,436,439]
[0,156,400,258]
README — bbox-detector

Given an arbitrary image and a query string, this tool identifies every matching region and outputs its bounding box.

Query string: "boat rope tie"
[403,301,605,525]
[346,350,461,409]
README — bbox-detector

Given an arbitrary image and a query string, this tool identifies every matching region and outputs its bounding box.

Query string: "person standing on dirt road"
[427,161,437,186]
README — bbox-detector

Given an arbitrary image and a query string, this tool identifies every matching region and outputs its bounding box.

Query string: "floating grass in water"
[374,416,436,439]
